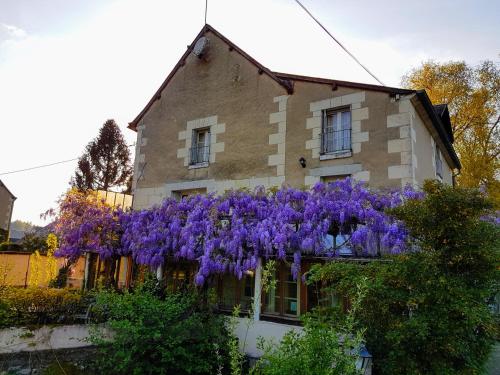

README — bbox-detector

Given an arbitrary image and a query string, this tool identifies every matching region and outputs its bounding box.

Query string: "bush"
[252,282,366,375]
[89,287,230,375]
[309,181,499,374]
[0,287,85,327]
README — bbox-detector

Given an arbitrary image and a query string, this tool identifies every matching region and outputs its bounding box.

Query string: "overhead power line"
[0,143,136,176]
[293,0,385,86]
[0,158,79,176]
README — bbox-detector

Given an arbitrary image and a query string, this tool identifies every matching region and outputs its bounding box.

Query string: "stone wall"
[131,28,457,209]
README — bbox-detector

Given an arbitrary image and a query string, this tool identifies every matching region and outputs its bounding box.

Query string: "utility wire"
[0,158,79,176]
[294,0,385,86]
[0,144,136,176]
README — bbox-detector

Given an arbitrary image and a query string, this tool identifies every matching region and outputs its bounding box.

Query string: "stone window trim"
[304,164,370,186]
[320,106,352,157]
[189,128,211,166]
[177,115,225,168]
[306,92,369,160]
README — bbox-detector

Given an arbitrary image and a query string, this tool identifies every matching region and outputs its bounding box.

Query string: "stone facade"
[129,26,459,210]
[0,180,15,234]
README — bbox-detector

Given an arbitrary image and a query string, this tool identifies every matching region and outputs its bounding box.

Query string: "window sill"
[320,150,352,160]
[188,162,209,169]
[259,314,302,326]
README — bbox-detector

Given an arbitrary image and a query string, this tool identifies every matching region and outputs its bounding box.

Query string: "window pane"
[323,110,351,153]
[341,111,351,150]
[283,267,298,316]
[264,270,280,314]
[220,275,238,310]
[307,282,340,312]
[324,234,353,255]
[240,273,254,311]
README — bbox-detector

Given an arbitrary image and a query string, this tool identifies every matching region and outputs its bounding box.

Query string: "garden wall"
[0,324,109,374]
[0,252,85,288]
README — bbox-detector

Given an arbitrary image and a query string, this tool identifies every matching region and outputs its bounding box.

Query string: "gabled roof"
[128,24,416,131]
[128,24,293,131]
[0,179,16,200]
[433,104,454,143]
[416,91,460,169]
[128,25,460,170]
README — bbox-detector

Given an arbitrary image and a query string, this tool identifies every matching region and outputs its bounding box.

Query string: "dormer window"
[190,128,210,165]
[321,108,351,155]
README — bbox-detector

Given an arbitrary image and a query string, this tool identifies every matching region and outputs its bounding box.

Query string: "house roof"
[128,24,414,131]
[128,24,460,170]
[128,24,293,131]
[416,91,460,169]
[432,104,454,143]
[273,72,414,95]
[0,179,16,200]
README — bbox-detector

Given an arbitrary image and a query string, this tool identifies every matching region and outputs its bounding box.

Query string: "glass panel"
[264,270,280,314]
[283,267,298,316]
[323,110,351,153]
[307,282,340,312]
[220,275,238,310]
[324,234,352,255]
[166,267,190,292]
[117,256,128,289]
[240,273,255,311]
[341,111,351,150]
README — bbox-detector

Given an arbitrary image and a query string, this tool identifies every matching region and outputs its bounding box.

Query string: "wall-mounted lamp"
[299,157,307,168]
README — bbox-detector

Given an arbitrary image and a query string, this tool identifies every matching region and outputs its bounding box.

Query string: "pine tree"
[71,119,132,192]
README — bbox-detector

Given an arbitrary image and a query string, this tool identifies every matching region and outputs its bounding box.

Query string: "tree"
[71,119,132,192]
[402,61,500,205]
[310,181,499,374]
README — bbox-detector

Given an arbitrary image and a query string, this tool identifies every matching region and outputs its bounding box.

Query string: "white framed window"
[190,128,210,165]
[321,108,351,154]
[435,143,443,179]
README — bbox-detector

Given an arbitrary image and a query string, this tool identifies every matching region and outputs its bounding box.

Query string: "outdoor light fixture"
[299,157,306,168]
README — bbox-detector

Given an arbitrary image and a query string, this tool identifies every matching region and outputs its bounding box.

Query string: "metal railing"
[189,145,210,165]
[320,128,351,154]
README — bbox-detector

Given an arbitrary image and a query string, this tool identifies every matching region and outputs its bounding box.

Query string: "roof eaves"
[273,72,415,95]
[416,91,461,169]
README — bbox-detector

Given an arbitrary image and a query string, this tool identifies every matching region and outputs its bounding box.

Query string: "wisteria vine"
[53,179,423,285]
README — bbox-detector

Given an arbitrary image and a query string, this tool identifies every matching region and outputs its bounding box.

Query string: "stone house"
[0,179,16,242]
[127,24,460,360]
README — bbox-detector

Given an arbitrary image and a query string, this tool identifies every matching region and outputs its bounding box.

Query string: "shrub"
[252,282,366,375]
[309,181,499,374]
[89,287,230,375]
[0,287,84,327]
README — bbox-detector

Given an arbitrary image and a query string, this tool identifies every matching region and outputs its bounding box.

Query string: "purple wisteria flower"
[54,180,421,285]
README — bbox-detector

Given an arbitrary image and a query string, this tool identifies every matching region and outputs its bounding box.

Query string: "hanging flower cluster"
[52,189,123,261]
[53,180,422,285]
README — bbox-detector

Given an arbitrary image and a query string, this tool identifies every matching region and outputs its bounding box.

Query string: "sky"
[0,0,499,226]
